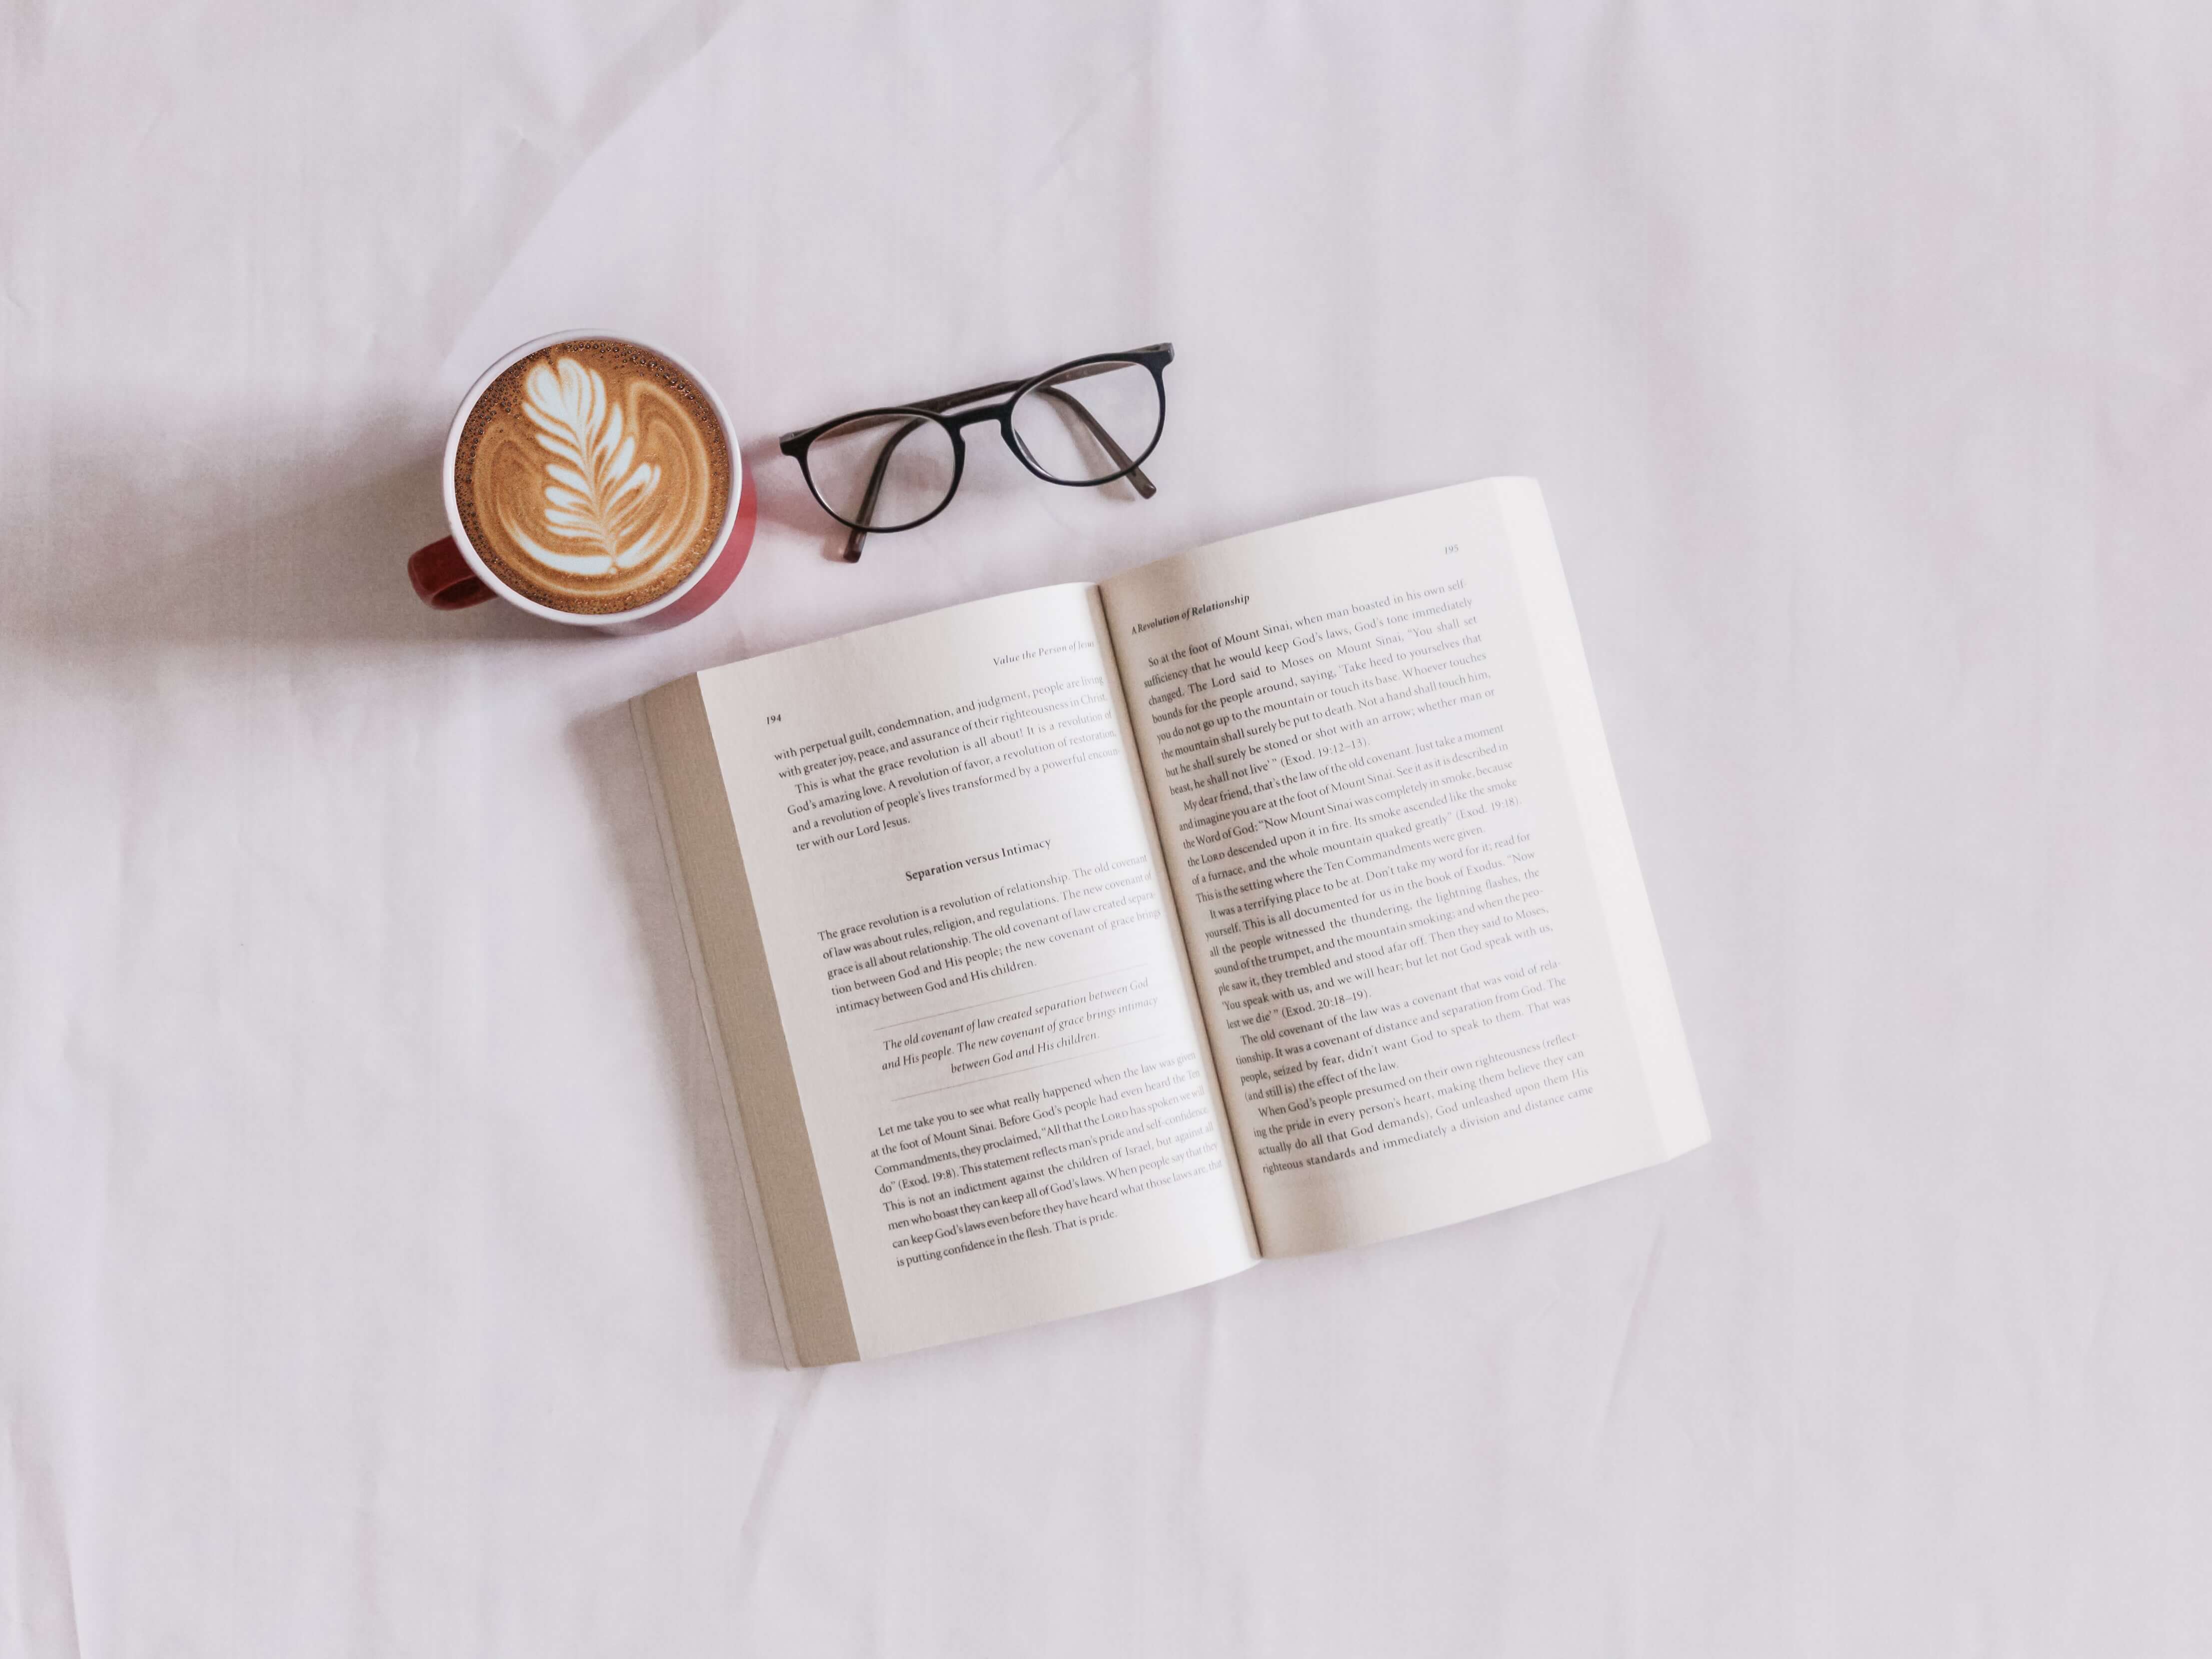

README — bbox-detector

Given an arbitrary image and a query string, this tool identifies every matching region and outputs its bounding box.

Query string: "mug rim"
[439,328,745,628]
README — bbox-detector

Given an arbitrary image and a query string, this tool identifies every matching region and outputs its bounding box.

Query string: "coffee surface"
[453,338,732,615]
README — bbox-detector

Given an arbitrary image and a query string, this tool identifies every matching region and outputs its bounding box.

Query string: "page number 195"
[1442,543,1460,555]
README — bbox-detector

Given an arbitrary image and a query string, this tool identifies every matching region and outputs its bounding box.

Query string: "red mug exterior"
[406,536,489,609]
[407,331,752,631]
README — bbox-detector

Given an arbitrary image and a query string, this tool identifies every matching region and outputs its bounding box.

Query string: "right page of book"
[1098,478,1709,1256]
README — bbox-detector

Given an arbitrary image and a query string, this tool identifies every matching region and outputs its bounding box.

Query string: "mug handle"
[408,536,492,610]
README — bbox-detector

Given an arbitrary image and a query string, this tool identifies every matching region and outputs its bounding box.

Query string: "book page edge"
[632,696,801,1369]
[1489,480,1712,1158]
[634,683,861,1366]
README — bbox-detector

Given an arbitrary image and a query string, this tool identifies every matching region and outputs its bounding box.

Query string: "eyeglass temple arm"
[845,414,932,562]
[1035,386,1156,498]
[904,355,1139,415]
[907,375,1027,414]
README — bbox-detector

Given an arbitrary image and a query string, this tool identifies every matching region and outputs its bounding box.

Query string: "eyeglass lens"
[805,411,959,532]
[1008,360,1163,485]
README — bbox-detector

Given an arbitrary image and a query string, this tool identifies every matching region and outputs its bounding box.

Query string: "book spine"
[631,695,802,1369]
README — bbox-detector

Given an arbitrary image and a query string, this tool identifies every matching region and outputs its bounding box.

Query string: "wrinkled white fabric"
[4,4,2209,1654]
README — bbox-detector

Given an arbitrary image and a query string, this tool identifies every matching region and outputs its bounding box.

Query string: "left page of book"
[681,584,1256,1362]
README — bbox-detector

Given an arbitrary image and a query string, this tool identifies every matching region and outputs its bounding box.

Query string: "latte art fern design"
[528,357,663,562]
[455,337,728,612]
[497,356,678,576]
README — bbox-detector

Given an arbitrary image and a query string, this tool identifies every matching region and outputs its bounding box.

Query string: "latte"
[452,338,733,615]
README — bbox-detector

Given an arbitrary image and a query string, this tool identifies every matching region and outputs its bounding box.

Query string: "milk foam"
[454,340,731,615]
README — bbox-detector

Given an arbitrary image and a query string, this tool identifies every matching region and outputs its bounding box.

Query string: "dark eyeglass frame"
[779,343,1174,561]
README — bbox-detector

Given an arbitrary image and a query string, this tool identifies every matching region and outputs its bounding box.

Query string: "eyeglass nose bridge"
[932,398,1046,484]
[939,400,1025,468]
[937,401,1012,432]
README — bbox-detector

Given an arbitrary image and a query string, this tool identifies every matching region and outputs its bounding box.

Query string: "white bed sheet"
[5,3,2209,1653]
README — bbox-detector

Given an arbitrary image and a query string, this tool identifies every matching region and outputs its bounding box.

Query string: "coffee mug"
[407,329,756,631]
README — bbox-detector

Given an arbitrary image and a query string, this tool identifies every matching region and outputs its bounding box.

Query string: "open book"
[636,479,1708,1365]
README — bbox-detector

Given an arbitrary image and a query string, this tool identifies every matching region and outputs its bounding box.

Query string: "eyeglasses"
[779,344,1174,561]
